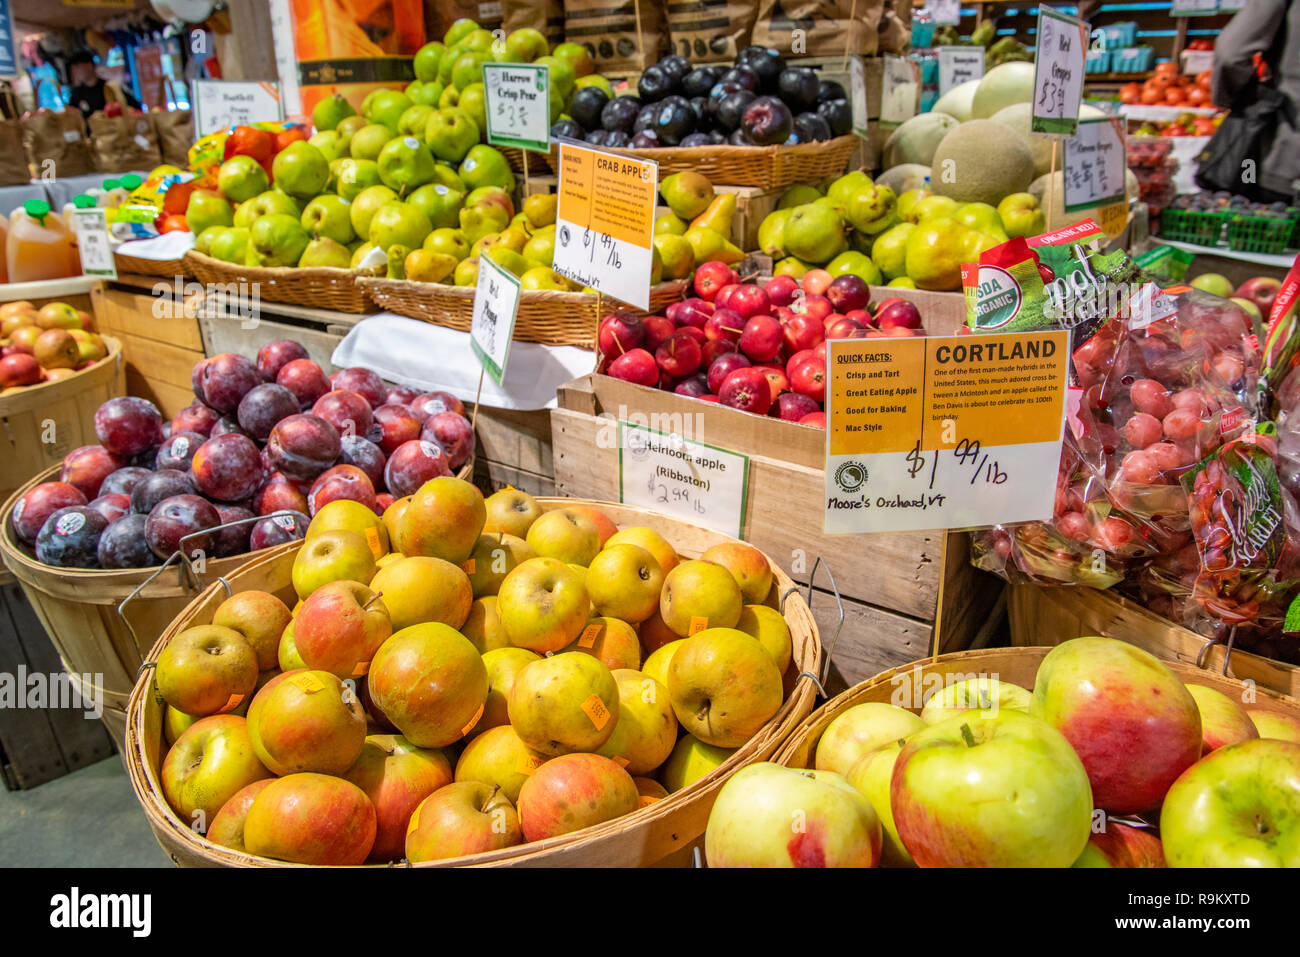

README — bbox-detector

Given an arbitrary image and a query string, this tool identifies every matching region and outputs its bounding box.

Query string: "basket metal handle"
[1195,624,1239,678]
[781,555,844,700]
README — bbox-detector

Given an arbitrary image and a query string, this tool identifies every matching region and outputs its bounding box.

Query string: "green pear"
[337,158,382,201]
[458,144,515,193]
[398,105,436,141]
[778,184,822,209]
[504,28,547,62]
[369,201,433,251]
[429,163,467,191]
[367,90,413,131]
[653,234,694,280]
[425,108,480,164]
[271,141,330,199]
[414,41,446,84]
[450,49,491,91]
[455,84,487,139]
[459,203,510,244]
[683,226,743,265]
[232,200,255,229]
[783,203,845,265]
[534,56,574,100]
[871,222,915,280]
[846,183,898,234]
[574,74,612,96]
[407,79,444,107]
[249,189,302,222]
[522,226,556,267]
[217,155,269,204]
[774,257,813,278]
[337,115,367,141]
[209,226,249,264]
[552,42,594,78]
[187,190,234,237]
[424,227,471,261]
[460,28,496,53]
[377,135,436,193]
[757,208,790,258]
[827,250,883,285]
[660,171,714,220]
[444,19,477,46]
[405,248,459,283]
[299,236,353,269]
[327,157,346,192]
[454,256,480,285]
[351,241,379,268]
[194,225,225,255]
[308,130,347,163]
[349,124,394,162]
[655,213,687,236]
[312,93,356,132]
[386,244,410,279]
[826,171,873,210]
[484,247,530,277]
[955,202,1009,242]
[250,213,310,267]
[301,195,356,245]
[350,184,399,239]
[407,183,465,229]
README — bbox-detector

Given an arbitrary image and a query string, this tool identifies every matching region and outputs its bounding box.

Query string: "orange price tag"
[289,672,325,695]
[611,755,630,768]
[407,802,422,835]
[581,693,612,731]
[463,558,476,575]
[220,692,244,713]
[515,752,545,776]
[578,623,603,648]
[638,794,661,808]
[352,660,370,677]
[460,702,485,737]
[364,526,383,560]
[689,616,709,636]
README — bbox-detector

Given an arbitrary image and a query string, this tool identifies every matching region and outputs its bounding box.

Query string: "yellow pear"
[684,226,743,266]
[404,248,458,283]
[454,256,480,285]
[653,234,694,280]
[523,193,557,229]
[519,266,569,291]
[522,226,556,267]
[655,212,687,236]
[689,193,736,240]
[659,171,714,219]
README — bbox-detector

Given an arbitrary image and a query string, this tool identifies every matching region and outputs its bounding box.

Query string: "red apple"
[693,261,736,301]
[719,366,773,414]
[801,269,833,296]
[738,315,782,362]
[826,274,870,313]
[783,313,823,353]
[1235,276,1281,317]
[799,411,826,428]
[0,352,41,387]
[641,315,676,353]
[608,348,660,386]
[656,331,703,378]
[774,391,820,422]
[729,284,772,319]
[874,298,924,331]
[793,294,832,322]
[704,308,745,343]
[675,373,711,398]
[764,274,800,307]
[598,313,644,357]
[1075,821,1167,867]
[827,318,864,339]
[706,352,751,393]
[344,734,453,862]
[791,357,826,403]
[701,338,737,366]
[666,298,714,328]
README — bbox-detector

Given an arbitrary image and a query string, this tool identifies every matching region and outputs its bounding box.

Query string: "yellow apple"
[464,531,535,597]
[700,542,774,603]
[382,495,412,553]
[585,543,664,623]
[454,723,548,802]
[369,555,472,631]
[293,580,392,679]
[496,557,591,653]
[291,530,376,600]
[668,627,783,748]
[562,616,641,671]
[815,702,926,775]
[507,653,619,755]
[606,527,677,574]
[155,625,260,717]
[160,714,271,827]
[246,670,368,776]
[367,622,488,748]
[659,733,734,792]
[660,559,743,637]
[308,499,390,558]
[396,476,485,563]
[642,638,685,688]
[525,508,602,565]
[595,668,678,775]
[278,620,306,671]
[734,604,793,673]
[483,487,542,537]
[468,646,540,736]
[212,590,292,672]
[638,607,680,655]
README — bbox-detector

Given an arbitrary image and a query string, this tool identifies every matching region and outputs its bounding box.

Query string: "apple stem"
[959,723,976,748]
[363,591,384,610]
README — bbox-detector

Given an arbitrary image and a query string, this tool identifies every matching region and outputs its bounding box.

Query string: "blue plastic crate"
[912,21,936,48]
[1086,49,1112,74]
[1111,46,1154,74]
[920,58,939,83]
[921,89,940,113]
[1092,22,1137,49]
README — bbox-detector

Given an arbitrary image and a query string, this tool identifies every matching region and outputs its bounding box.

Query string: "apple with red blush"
[693,261,736,301]
[791,357,826,404]
[598,313,644,357]
[874,298,924,331]
[656,332,703,378]
[641,315,676,353]
[764,274,801,307]
[608,348,660,386]
[782,314,823,354]
[738,315,782,362]
[704,308,745,343]
[793,295,832,322]
[719,366,773,415]
[706,352,751,393]
[308,464,378,514]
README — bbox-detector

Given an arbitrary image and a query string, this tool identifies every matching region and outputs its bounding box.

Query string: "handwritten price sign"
[552,142,658,310]
[470,254,521,384]
[72,208,116,279]
[618,422,750,539]
[1031,7,1089,135]
[1063,116,1126,212]
[483,63,550,153]
[938,47,984,96]
[824,331,1069,534]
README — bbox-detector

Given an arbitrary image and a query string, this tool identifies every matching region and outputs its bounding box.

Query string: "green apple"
[458,144,515,193]
[1190,272,1235,298]
[705,763,882,867]
[534,55,575,100]
[504,28,547,63]
[507,653,619,756]
[423,227,470,260]
[659,733,731,792]
[398,104,435,141]
[308,130,347,163]
[460,28,496,53]
[186,190,234,238]
[336,158,382,201]
[377,135,436,193]
[892,709,1094,867]
[217,155,270,204]
[337,114,367,141]
[437,43,466,87]
[815,702,926,775]
[312,93,356,132]
[414,41,446,83]
[920,677,1033,725]
[369,201,433,251]
[271,141,330,199]
[209,226,250,264]
[367,89,413,131]
[407,183,464,230]
[552,42,594,78]
[350,184,399,239]
[349,123,394,162]
[437,82,461,110]
[425,108,480,164]
[450,49,491,91]
[299,236,353,269]
[250,213,311,267]
[301,195,355,245]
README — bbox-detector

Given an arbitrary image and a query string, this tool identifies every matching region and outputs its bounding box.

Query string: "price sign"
[824,331,1069,534]
[469,254,521,384]
[191,80,284,138]
[618,423,749,539]
[850,57,868,135]
[1031,7,1089,135]
[71,209,117,280]
[938,47,984,96]
[483,63,550,153]
[924,0,961,26]
[552,142,658,310]
[880,55,919,126]
[1063,116,1126,211]
[1172,0,1218,13]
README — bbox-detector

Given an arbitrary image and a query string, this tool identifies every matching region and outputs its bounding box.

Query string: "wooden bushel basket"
[125,498,825,867]
[772,647,1300,773]
[183,251,374,315]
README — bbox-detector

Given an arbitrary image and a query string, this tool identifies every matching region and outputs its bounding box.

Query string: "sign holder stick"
[1047,139,1060,232]
[469,367,486,437]
[931,534,948,661]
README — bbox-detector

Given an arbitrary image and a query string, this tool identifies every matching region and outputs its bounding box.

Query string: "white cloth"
[116,231,195,260]
[330,312,594,411]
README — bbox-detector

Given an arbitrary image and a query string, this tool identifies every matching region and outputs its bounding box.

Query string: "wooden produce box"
[92,278,208,419]
[467,405,557,497]
[552,373,1006,690]
[1008,583,1300,699]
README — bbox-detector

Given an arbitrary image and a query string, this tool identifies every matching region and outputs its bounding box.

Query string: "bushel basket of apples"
[707,640,1300,867]
[125,488,821,867]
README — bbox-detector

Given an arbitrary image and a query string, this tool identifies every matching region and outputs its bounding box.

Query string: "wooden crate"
[551,374,1005,687]
[467,405,556,497]
[0,570,114,790]
[92,278,207,419]
[1008,583,1300,699]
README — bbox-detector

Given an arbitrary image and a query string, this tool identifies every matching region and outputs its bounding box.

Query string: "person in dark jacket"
[66,51,139,120]
[1212,0,1300,202]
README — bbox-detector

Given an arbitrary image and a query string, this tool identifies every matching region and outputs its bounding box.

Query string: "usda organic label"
[970,266,1023,329]
[483,63,550,153]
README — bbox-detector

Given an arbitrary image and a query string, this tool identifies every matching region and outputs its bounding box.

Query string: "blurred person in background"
[66,50,138,120]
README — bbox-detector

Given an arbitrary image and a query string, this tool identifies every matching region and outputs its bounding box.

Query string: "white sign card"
[618,423,750,539]
[469,254,521,384]
[938,47,985,96]
[191,80,284,137]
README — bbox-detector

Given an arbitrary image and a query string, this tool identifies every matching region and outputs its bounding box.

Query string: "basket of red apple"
[596,262,924,427]
[0,340,477,739]
[702,638,1300,868]
[124,484,822,867]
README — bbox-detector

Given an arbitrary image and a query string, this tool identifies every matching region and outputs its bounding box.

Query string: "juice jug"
[6,200,78,282]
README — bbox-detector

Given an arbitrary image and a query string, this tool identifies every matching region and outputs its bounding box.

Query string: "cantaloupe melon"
[930,119,1034,207]
[882,113,957,169]
[930,80,981,123]
[971,62,1037,119]
[991,102,1114,179]
[876,163,931,196]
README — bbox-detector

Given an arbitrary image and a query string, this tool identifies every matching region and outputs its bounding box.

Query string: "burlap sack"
[21,92,95,180]
[87,112,162,173]
[153,108,194,168]
[751,0,884,58]
[503,0,565,47]
[877,0,911,55]
[563,0,671,73]
[667,0,755,62]
[424,0,504,38]
[0,83,30,186]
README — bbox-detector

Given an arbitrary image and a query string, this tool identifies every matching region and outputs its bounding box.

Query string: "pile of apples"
[0,300,110,392]
[1119,66,1218,110]
[598,261,924,426]
[150,482,800,865]
[9,340,474,570]
[706,636,1300,868]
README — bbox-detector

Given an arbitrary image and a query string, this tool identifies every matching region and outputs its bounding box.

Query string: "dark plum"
[171,400,221,437]
[659,55,691,84]
[569,86,610,131]
[96,513,154,569]
[818,98,851,137]
[94,396,164,457]
[192,433,264,503]
[682,68,718,99]
[717,89,757,131]
[603,130,629,148]
[550,119,584,141]
[633,104,659,134]
[10,481,86,545]
[145,494,221,560]
[600,96,643,134]
[653,100,696,145]
[330,368,388,409]
[818,79,847,102]
[719,66,759,93]
[200,353,261,414]
[35,506,109,569]
[99,466,152,498]
[741,95,793,146]
[249,511,309,551]
[88,493,130,524]
[255,340,310,382]
[678,132,711,147]
[728,128,754,146]
[60,445,124,499]
[777,68,819,112]
[237,383,301,441]
[155,431,207,472]
[737,46,785,91]
[794,112,833,142]
[275,358,331,410]
[213,504,254,557]
[630,130,660,148]
[637,64,677,102]
[338,435,386,488]
[265,414,341,482]
[130,469,197,515]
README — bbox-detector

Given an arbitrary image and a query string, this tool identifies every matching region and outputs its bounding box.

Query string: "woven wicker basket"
[548,135,859,191]
[183,251,374,314]
[125,497,823,867]
[114,252,189,280]
[500,144,555,176]
[359,277,690,349]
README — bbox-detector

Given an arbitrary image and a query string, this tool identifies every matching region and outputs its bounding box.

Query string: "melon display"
[929,119,1035,207]
[930,80,981,123]
[970,62,1036,119]
[881,113,958,169]
[876,163,931,196]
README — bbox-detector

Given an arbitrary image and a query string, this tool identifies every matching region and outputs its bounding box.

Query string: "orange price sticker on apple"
[463,559,476,575]
[581,693,612,731]
[221,692,245,713]
[364,526,382,560]
[611,755,630,768]
[578,623,603,648]
[407,802,422,835]
[516,752,545,776]
[460,702,485,737]
[352,660,370,678]
[290,673,325,695]
[688,616,709,636]
[638,795,661,808]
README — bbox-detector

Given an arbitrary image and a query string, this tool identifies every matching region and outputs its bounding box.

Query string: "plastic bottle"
[6,200,78,282]
[102,178,130,209]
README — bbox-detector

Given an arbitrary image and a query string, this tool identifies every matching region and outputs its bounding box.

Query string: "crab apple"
[656,332,703,378]
[675,373,711,398]
[783,314,823,354]
[330,368,387,409]
[826,275,870,313]
[756,366,789,403]
[764,274,800,307]
[598,314,644,357]
[608,349,660,386]
[312,389,375,440]
[666,298,714,329]
[800,411,825,428]
[793,294,832,322]
[94,397,164,457]
[422,413,475,470]
[707,352,751,393]
[256,339,310,381]
[276,359,332,410]
[704,308,745,344]
[790,357,826,404]
[701,338,737,366]
[774,392,819,422]
[693,261,736,301]
[801,269,833,296]
[640,315,675,354]
[713,284,741,311]
[729,285,772,320]
[675,325,706,347]
[874,299,923,331]
[719,367,773,415]
[827,318,864,340]
[736,315,781,362]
